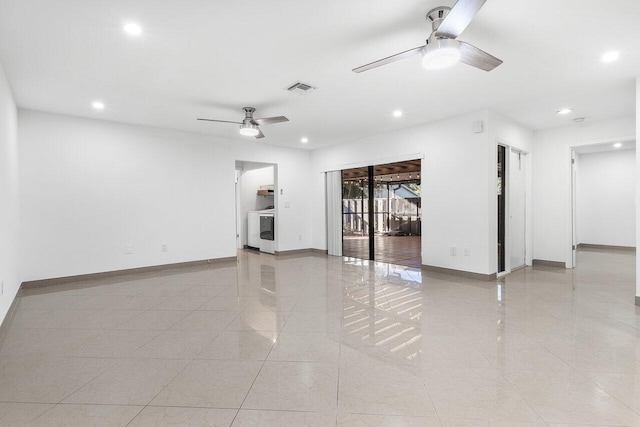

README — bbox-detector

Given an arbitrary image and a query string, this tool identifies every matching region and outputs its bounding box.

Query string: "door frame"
[496,139,530,276]
[509,147,528,271]
[566,137,635,268]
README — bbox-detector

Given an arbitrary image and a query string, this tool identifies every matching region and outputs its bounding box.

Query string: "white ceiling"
[0,0,638,149]
[574,140,635,154]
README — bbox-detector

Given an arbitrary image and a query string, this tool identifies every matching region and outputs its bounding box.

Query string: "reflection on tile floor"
[0,248,639,426]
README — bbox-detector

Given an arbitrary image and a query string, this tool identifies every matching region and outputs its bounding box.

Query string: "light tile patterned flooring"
[0,248,639,426]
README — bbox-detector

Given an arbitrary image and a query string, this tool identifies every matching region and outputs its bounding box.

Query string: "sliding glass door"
[342,160,422,268]
[342,168,369,260]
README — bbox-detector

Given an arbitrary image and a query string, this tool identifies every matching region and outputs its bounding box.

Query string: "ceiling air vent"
[286,82,316,95]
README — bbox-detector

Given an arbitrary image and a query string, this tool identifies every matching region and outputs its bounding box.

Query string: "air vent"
[286,82,316,95]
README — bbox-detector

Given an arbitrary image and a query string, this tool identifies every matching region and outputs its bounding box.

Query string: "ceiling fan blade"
[197,118,243,124]
[435,0,487,39]
[255,128,265,139]
[352,46,424,73]
[252,116,289,126]
[459,41,502,71]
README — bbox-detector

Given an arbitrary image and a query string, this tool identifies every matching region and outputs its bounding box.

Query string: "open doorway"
[497,146,506,273]
[341,159,421,268]
[570,141,636,266]
[497,144,528,275]
[235,161,277,254]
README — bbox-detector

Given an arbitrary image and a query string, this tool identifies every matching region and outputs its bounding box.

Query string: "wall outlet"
[464,247,470,256]
[285,202,291,208]
[125,245,133,255]
[450,246,457,256]
[161,244,168,252]
[1,280,3,296]
[298,234,302,241]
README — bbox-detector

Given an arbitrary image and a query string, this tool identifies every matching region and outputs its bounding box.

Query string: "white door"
[571,151,577,267]
[509,150,526,269]
[235,170,242,249]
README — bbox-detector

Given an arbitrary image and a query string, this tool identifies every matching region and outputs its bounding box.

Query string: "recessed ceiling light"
[602,51,620,63]
[123,22,142,37]
[393,110,403,118]
[92,101,105,110]
[301,137,309,144]
[557,108,573,115]
[573,117,585,123]
[614,142,622,148]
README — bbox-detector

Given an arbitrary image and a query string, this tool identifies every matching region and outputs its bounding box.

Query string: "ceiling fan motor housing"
[426,6,451,33]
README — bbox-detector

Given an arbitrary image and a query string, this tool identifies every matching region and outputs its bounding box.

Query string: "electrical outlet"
[298,234,302,241]
[285,202,291,208]
[464,248,470,256]
[161,244,168,252]
[1,280,3,296]
[450,246,457,256]
[125,245,133,255]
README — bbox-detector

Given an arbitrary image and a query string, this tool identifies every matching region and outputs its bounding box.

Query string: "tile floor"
[0,248,639,426]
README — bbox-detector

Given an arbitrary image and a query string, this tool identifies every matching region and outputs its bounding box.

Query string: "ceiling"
[0,0,638,150]
[343,159,422,179]
[574,140,635,154]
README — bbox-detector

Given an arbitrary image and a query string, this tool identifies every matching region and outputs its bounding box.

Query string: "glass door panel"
[342,170,369,260]
[342,160,422,268]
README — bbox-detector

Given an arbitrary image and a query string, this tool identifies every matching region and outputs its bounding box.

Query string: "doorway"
[341,159,422,268]
[235,161,277,253]
[497,146,506,273]
[570,141,636,267]
[497,144,528,274]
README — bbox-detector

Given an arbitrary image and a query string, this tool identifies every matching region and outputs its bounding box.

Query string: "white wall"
[19,110,312,281]
[239,165,274,246]
[0,62,20,325]
[576,149,635,247]
[311,110,531,275]
[532,116,635,266]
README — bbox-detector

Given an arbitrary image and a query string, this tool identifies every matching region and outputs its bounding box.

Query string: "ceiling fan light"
[239,123,259,136]
[422,38,460,70]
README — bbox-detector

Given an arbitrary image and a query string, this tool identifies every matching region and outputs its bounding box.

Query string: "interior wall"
[19,109,311,281]
[311,110,495,275]
[239,165,274,246]
[532,116,635,265]
[576,149,636,247]
[310,109,534,276]
[0,62,20,325]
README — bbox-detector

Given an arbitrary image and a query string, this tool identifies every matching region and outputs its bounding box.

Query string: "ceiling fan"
[353,0,502,73]
[197,107,289,139]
